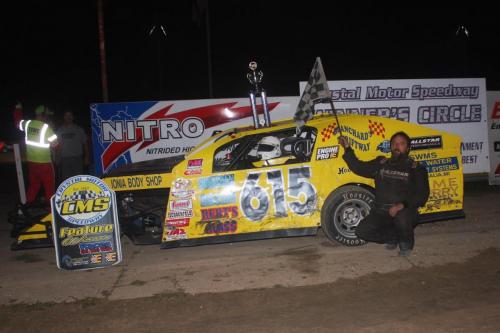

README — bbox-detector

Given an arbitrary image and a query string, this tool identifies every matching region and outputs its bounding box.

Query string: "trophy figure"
[247,61,271,128]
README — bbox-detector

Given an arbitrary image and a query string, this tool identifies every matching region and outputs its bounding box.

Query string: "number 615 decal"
[240,166,317,221]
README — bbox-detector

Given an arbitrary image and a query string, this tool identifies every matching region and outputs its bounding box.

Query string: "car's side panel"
[161,115,464,247]
[310,115,464,216]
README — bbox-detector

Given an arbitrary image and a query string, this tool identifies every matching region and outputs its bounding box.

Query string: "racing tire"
[321,185,374,246]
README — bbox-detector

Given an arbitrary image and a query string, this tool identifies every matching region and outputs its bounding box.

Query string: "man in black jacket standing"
[338,131,430,257]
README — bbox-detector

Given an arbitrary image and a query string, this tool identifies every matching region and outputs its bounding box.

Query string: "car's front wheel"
[321,185,374,246]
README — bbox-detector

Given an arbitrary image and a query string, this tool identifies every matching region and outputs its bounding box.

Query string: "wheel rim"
[332,198,371,239]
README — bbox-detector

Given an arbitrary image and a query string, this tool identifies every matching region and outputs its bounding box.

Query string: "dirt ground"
[1,161,500,332]
[1,248,500,333]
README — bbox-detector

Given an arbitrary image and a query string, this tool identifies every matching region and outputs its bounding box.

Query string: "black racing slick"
[342,147,430,250]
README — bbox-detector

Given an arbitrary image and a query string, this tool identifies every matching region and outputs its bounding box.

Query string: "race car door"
[209,126,319,237]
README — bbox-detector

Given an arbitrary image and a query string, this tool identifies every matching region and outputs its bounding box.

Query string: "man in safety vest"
[15,103,58,205]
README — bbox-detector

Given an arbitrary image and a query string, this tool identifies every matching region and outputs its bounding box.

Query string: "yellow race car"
[10,114,464,249]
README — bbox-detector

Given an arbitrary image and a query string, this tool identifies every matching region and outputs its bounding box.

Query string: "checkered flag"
[294,57,331,124]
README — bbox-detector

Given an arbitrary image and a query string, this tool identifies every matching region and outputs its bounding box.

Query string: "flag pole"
[327,99,343,137]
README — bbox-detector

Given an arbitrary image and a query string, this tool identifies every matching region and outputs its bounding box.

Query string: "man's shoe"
[398,249,412,257]
[385,243,398,250]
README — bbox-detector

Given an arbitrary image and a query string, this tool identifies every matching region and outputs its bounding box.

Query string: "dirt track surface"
[2,248,500,333]
[1,161,500,332]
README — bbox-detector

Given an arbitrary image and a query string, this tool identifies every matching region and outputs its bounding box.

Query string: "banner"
[300,78,489,174]
[51,175,122,270]
[90,97,298,176]
[487,91,500,185]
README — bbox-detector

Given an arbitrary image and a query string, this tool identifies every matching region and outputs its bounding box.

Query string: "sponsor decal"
[105,252,117,262]
[184,168,202,176]
[167,228,187,240]
[198,174,234,190]
[169,199,193,211]
[492,122,500,130]
[184,159,203,176]
[316,146,339,160]
[54,176,112,226]
[410,152,438,161]
[107,175,164,190]
[60,255,90,268]
[338,167,351,175]
[201,206,238,221]
[165,218,190,227]
[188,159,203,168]
[377,140,391,153]
[410,136,442,150]
[200,193,236,207]
[202,220,237,235]
[171,178,194,198]
[421,157,459,173]
[79,241,113,255]
[333,125,372,151]
[90,254,102,264]
[167,210,193,218]
[424,177,462,211]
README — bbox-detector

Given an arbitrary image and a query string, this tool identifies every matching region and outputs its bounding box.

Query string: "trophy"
[247,61,271,128]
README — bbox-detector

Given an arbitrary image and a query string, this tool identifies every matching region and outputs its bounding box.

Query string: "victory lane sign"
[51,175,122,270]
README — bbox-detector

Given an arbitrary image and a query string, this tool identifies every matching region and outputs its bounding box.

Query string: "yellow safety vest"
[19,119,57,163]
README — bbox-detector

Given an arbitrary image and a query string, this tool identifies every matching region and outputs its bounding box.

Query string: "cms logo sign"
[54,176,114,226]
[60,197,110,215]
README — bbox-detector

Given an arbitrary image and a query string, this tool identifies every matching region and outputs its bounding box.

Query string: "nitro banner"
[487,91,500,185]
[51,175,122,270]
[300,78,488,174]
[91,98,298,176]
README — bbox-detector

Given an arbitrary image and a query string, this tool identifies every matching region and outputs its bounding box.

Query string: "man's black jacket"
[342,147,430,209]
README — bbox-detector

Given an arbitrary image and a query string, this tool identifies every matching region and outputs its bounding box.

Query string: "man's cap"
[34,105,54,116]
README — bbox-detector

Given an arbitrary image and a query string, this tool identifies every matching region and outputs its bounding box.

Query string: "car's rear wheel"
[321,185,374,246]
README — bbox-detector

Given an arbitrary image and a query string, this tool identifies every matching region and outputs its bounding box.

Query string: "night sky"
[2,1,499,140]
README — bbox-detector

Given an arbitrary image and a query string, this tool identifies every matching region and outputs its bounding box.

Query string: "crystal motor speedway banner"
[487,91,500,185]
[51,175,122,270]
[300,78,488,174]
[91,97,298,176]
